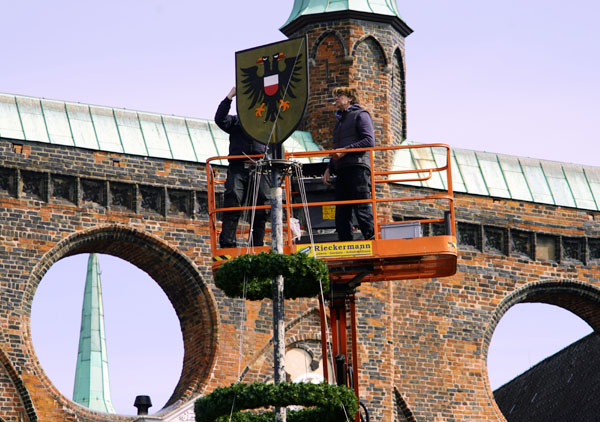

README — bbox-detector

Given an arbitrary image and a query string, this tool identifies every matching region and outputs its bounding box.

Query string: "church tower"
[72,253,115,413]
[280,4,413,419]
[280,0,412,170]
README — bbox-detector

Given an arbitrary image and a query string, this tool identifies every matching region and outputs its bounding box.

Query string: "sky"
[31,254,183,415]
[4,0,600,416]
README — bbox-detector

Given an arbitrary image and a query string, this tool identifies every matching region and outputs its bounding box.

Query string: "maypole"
[235,36,308,421]
[270,145,287,421]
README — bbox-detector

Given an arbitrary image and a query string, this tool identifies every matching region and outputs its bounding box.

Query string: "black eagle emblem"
[240,51,303,122]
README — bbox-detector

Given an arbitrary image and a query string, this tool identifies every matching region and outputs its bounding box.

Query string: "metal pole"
[271,157,286,422]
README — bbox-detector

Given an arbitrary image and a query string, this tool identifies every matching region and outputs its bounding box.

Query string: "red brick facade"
[1,10,599,422]
[3,133,600,422]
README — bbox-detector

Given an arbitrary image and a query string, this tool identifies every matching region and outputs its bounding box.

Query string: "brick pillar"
[283,16,410,168]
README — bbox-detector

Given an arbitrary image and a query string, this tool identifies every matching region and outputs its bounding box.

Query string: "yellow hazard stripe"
[213,255,232,262]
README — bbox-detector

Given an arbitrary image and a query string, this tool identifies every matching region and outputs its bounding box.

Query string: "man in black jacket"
[322,87,375,241]
[215,86,270,248]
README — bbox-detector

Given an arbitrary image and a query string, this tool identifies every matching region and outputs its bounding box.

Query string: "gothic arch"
[351,35,388,68]
[306,30,349,145]
[392,47,406,90]
[392,47,407,141]
[311,29,349,59]
[0,346,35,421]
[24,225,219,416]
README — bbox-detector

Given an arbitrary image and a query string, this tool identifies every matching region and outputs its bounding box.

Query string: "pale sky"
[32,255,183,415]
[5,0,600,415]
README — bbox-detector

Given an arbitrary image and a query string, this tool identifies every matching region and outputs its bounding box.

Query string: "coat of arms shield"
[235,36,308,145]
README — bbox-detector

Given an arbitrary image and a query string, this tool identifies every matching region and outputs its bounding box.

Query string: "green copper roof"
[393,141,600,211]
[73,253,115,413]
[1,91,599,211]
[282,0,403,28]
[0,93,321,166]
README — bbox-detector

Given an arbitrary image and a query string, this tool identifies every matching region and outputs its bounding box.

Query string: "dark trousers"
[219,166,270,248]
[334,166,374,241]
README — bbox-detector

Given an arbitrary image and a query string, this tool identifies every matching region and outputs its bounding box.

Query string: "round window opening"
[31,253,184,415]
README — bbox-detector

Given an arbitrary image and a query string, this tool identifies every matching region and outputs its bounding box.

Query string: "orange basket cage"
[206,143,457,283]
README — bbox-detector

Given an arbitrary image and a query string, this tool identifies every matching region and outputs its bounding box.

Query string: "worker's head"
[333,87,359,110]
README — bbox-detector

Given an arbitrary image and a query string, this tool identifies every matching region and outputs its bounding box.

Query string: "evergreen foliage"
[194,382,358,422]
[214,252,330,300]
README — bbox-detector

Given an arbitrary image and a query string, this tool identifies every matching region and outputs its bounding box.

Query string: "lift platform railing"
[206,143,455,254]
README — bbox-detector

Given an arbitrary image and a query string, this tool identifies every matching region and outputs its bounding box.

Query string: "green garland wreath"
[214,252,330,300]
[194,382,358,422]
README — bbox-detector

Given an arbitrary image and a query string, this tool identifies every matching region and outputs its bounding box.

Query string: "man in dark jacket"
[215,86,270,248]
[322,87,375,241]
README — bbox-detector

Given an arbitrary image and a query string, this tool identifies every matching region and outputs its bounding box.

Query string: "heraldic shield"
[235,36,308,145]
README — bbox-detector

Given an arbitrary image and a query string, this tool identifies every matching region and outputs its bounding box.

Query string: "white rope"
[291,166,353,420]
[228,273,248,422]
[227,153,264,254]
[225,37,355,419]
[236,275,248,379]
[227,394,237,422]
[228,159,257,419]
[292,165,316,251]
[244,159,264,254]
[240,37,306,246]
[263,37,306,156]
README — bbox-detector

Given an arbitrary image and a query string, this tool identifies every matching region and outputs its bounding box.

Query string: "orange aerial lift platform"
[206,143,457,284]
[206,143,457,421]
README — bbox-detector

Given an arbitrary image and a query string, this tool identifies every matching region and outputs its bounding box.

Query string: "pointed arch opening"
[306,30,349,146]
[392,47,408,143]
[351,35,388,68]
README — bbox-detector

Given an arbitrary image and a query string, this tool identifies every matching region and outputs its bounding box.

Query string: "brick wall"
[1,12,600,422]
[287,18,407,154]
[3,137,600,421]
[286,17,408,222]
[388,187,600,421]
[0,347,32,421]
[0,138,226,421]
